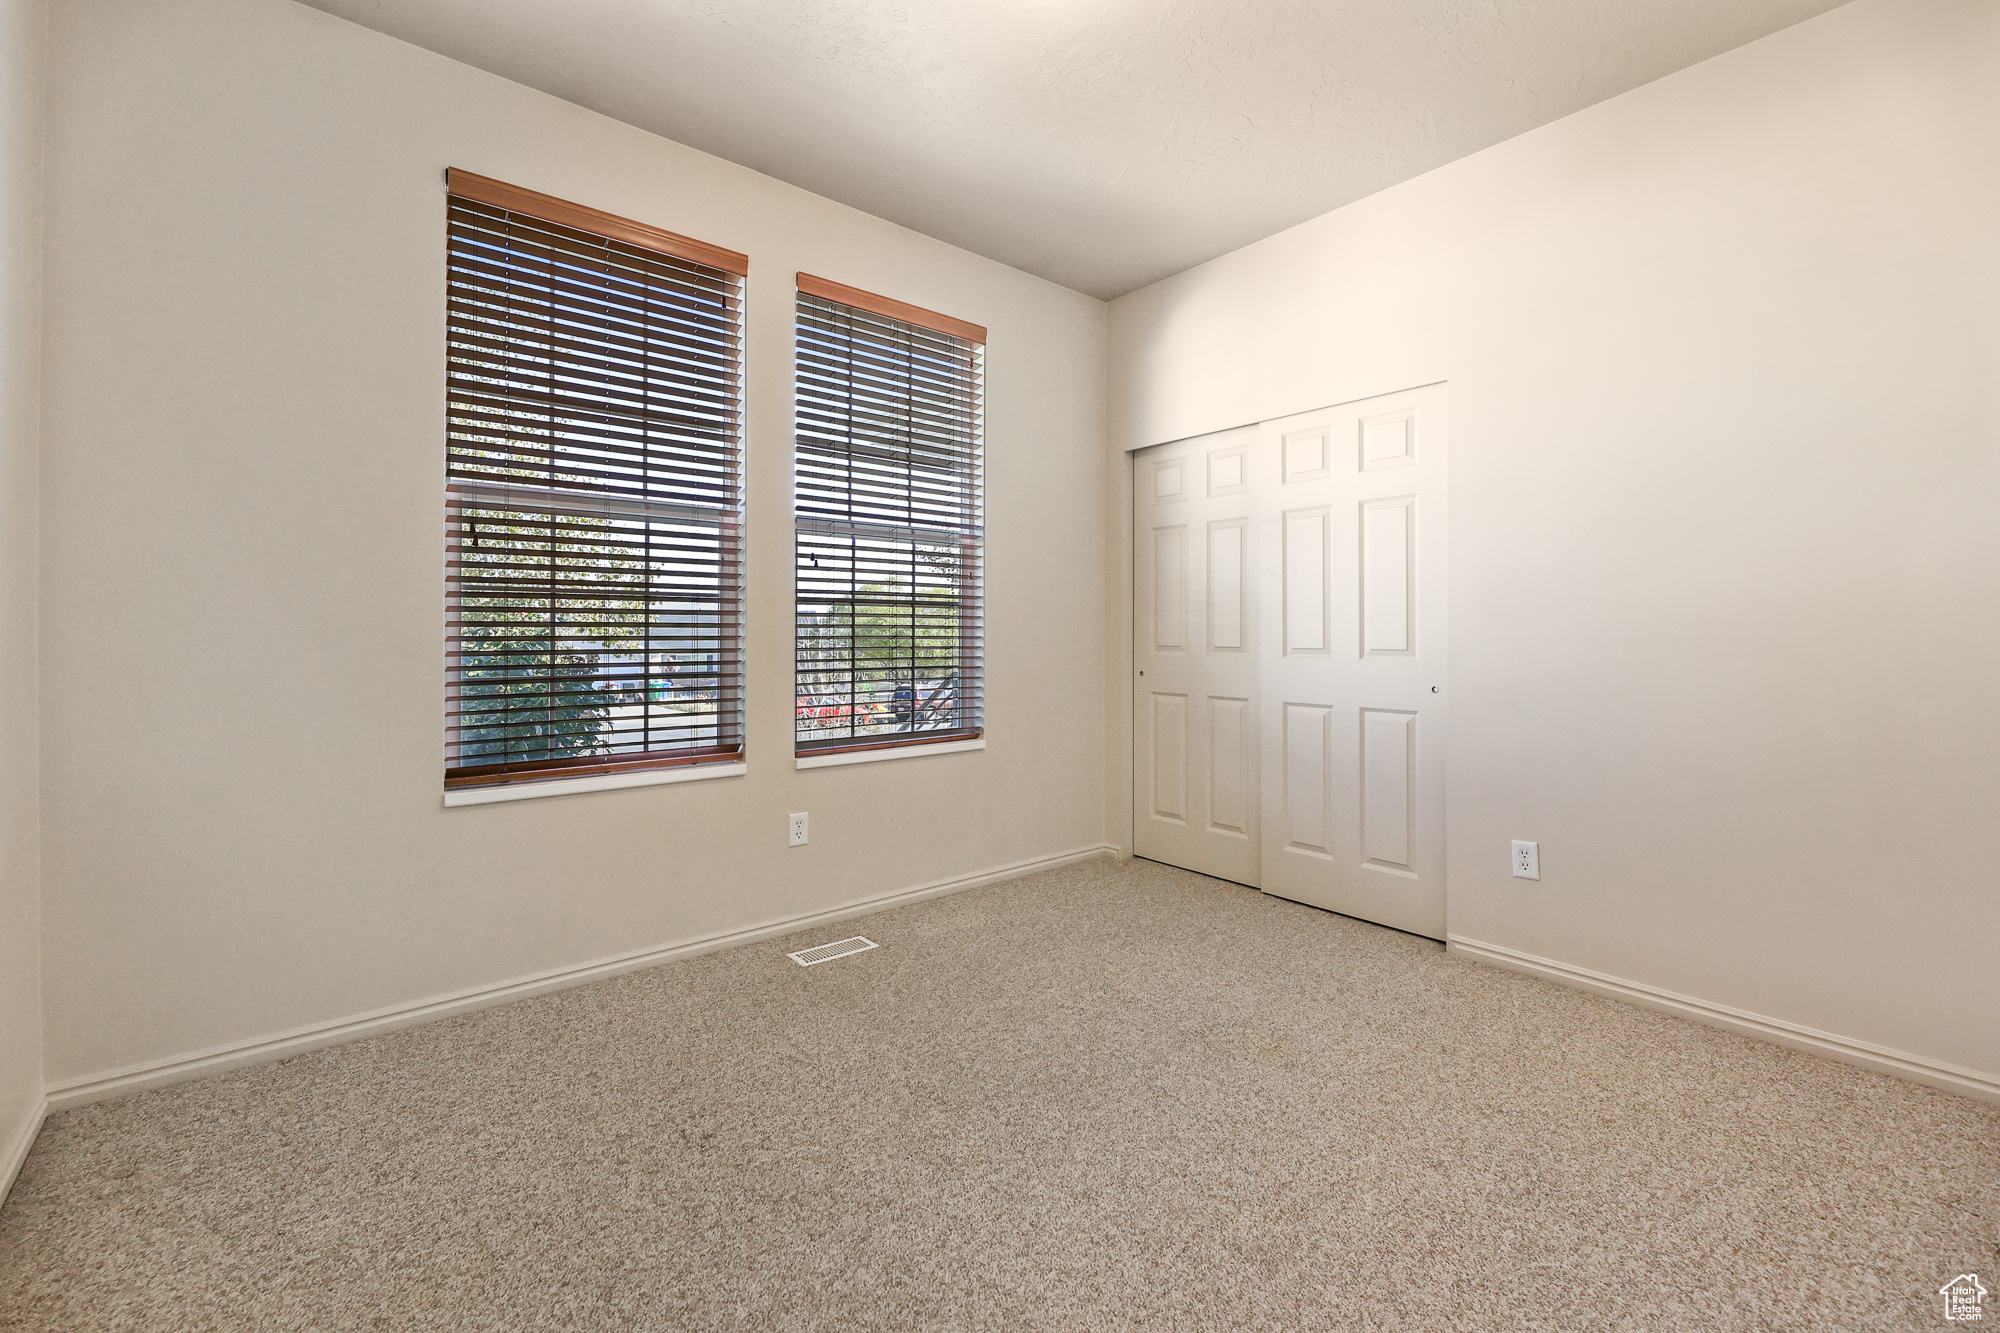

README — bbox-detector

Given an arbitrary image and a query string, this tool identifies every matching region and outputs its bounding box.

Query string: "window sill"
[795,739,985,770]
[443,760,747,807]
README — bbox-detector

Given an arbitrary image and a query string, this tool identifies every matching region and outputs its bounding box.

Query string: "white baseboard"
[45,843,1119,1114]
[1,1088,46,1208]
[1448,935,2000,1106]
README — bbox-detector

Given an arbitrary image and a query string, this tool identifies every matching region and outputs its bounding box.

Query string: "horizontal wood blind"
[446,180,745,788]
[794,280,984,755]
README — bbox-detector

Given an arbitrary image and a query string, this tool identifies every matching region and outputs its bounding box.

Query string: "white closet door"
[1132,426,1261,887]
[1256,384,1447,938]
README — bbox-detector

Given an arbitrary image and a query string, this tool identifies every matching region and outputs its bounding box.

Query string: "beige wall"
[1108,0,2000,1082]
[0,0,43,1162]
[39,0,1108,1086]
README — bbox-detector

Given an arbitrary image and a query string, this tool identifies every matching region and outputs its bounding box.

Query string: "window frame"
[791,274,987,762]
[443,170,749,795]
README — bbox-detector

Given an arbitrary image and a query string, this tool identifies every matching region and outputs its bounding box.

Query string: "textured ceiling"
[300,0,1850,298]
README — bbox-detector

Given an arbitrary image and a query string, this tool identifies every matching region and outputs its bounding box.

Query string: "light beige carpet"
[2,857,1994,1331]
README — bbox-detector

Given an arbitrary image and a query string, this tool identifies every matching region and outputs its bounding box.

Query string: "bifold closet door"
[1131,426,1262,887]
[1256,384,1447,939]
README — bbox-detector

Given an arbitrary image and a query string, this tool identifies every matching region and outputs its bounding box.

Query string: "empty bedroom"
[0,0,1994,1327]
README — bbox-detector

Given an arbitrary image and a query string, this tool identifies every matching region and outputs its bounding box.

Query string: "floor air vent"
[788,936,878,967]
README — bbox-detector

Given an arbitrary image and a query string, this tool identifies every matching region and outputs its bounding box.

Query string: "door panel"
[1151,526,1187,651]
[1148,692,1188,823]
[1281,702,1334,858]
[1132,426,1261,887]
[1207,521,1246,651]
[1256,384,1447,938]
[1206,695,1250,836]
[1361,497,1415,656]
[1360,708,1416,870]
[1282,508,1331,654]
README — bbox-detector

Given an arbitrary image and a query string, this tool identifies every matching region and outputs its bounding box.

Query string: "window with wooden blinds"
[794,275,985,757]
[445,170,747,790]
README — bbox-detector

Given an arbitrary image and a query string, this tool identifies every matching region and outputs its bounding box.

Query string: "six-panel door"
[1255,385,1446,938]
[1131,424,1262,887]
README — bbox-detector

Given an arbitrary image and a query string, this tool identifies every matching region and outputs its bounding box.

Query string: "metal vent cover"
[788,936,878,967]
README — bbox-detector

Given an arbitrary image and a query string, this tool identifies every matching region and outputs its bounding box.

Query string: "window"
[793,274,985,759]
[445,170,746,791]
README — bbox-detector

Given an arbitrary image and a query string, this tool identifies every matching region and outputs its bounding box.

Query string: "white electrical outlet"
[788,812,809,847]
[1512,840,1540,880]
